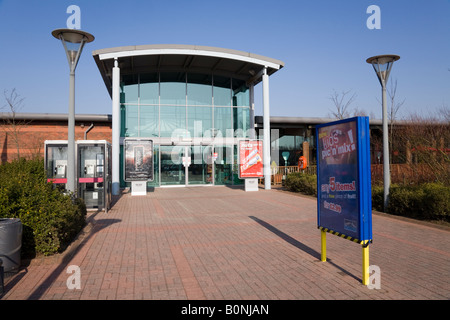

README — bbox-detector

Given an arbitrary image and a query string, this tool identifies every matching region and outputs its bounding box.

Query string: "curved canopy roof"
[92,44,284,96]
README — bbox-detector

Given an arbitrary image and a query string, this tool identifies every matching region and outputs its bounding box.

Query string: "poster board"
[238,140,264,179]
[316,117,372,243]
[124,138,154,182]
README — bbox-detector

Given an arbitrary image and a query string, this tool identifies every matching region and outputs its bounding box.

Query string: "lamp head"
[366,54,400,86]
[52,29,94,72]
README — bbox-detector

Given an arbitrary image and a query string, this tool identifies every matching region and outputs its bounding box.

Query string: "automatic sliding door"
[160,145,185,185]
[214,145,233,185]
[188,145,213,185]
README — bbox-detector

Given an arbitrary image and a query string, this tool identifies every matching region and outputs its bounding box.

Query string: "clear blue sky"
[0,0,449,119]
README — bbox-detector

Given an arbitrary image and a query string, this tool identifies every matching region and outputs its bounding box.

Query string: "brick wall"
[0,119,112,162]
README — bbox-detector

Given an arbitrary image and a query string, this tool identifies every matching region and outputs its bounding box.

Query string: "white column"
[112,58,120,195]
[262,68,271,190]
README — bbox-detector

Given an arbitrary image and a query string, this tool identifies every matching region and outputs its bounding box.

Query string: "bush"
[287,172,449,222]
[372,183,449,222]
[285,172,317,196]
[0,158,86,257]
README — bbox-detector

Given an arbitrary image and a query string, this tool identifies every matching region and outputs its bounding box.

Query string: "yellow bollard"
[321,229,327,262]
[362,241,369,285]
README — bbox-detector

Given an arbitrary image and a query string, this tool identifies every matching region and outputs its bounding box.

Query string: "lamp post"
[52,29,94,193]
[366,54,400,210]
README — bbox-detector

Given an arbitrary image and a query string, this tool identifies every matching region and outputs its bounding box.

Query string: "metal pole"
[382,84,390,210]
[67,70,76,193]
[262,68,271,190]
[112,59,121,195]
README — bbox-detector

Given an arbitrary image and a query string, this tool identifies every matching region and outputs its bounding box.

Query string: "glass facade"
[119,72,250,187]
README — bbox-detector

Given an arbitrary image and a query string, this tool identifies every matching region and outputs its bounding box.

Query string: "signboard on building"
[238,140,264,179]
[316,117,372,243]
[124,138,154,182]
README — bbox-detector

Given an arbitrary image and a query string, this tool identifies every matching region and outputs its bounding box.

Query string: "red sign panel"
[239,140,264,178]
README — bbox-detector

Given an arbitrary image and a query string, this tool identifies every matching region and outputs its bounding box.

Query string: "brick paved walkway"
[1,186,449,300]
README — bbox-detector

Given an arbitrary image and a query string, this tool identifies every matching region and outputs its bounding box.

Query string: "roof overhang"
[92,44,284,97]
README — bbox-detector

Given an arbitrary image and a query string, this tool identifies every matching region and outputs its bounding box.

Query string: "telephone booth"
[44,140,112,211]
[44,140,68,189]
[76,140,111,212]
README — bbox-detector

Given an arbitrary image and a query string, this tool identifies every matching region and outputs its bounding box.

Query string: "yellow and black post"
[321,229,327,262]
[362,240,370,285]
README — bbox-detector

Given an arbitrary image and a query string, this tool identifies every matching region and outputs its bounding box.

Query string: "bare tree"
[395,107,450,184]
[386,79,405,163]
[1,89,30,160]
[328,90,357,119]
[352,107,368,117]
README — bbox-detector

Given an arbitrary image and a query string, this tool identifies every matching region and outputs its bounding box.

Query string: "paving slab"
[1,186,449,301]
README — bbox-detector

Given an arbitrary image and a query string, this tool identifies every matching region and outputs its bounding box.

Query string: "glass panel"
[160,145,185,185]
[233,144,243,185]
[214,145,233,185]
[78,145,105,209]
[140,105,159,138]
[188,106,212,138]
[233,107,250,137]
[214,107,232,138]
[188,146,213,185]
[79,145,104,178]
[232,81,249,107]
[147,144,159,187]
[123,105,139,137]
[187,73,212,106]
[213,75,231,106]
[121,74,139,104]
[160,72,186,105]
[46,145,67,180]
[160,105,186,138]
[140,73,159,105]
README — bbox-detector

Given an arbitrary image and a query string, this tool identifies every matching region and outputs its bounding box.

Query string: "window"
[140,73,159,105]
[187,73,212,106]
[160,72,186,105]
[160,105,186,138]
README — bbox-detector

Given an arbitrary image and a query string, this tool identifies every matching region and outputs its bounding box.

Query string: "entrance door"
[160,145,213,186]
[160,145,185,186]
[188,145,213,185]
[213,145,233,185]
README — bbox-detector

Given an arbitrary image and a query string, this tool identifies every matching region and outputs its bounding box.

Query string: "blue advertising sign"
[316,117,372,243]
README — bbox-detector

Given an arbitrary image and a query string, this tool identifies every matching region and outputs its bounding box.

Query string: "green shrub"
[371,185,384,212]
[286,171,449,222]
[285,172,317,196]
[0,158,86,257]
[374,183,449,222]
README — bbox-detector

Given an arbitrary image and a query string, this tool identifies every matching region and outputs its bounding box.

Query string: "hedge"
[285,172,317,196]
[0,158,86,257]
[287,172,449,222]
[372,183,450,222]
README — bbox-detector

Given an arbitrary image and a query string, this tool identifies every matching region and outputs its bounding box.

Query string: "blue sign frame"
[316,117,372,243]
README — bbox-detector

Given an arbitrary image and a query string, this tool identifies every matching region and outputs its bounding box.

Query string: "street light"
[52,29,94,193]
[366,54,400,210]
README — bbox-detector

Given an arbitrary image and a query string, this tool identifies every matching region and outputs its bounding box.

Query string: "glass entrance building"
[93,45,284,193]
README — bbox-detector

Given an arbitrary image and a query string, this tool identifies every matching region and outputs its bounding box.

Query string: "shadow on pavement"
[249,216,360,282]
[1,211,121,300]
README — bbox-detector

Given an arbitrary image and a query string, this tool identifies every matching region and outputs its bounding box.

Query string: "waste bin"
[0,218,22,272]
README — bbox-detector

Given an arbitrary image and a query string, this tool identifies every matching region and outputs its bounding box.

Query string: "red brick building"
[1,113,111,162]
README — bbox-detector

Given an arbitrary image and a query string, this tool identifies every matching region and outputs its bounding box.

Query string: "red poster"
[239,140,264,178]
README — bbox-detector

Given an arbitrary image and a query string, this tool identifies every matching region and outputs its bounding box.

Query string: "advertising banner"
[124,138,154,182]
[238,140,264,178]
[316,117,372,243]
